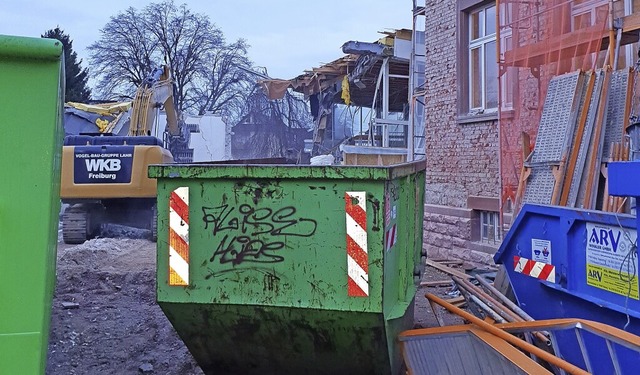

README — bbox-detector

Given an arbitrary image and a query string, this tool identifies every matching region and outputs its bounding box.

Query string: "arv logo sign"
[588,227,622,252]
[85,158,122,172]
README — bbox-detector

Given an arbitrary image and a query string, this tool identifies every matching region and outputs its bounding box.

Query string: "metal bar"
[574,327,593,373]
[548,331,569,375]
[382,58,390,148]
[369,57,388,146]
[454,277,520,323]
[497,319,640,352]
[470,294,506,323]
[373,119,409,126]
[476,275,534,321]
[426,294,590,375]
[613,25,622,70]
[606,338,622,375]
[460,276,550,344]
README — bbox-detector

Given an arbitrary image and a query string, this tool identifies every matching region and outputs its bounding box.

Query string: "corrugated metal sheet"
[400,331,533,375]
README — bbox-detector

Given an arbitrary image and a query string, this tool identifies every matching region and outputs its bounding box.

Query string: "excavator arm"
[127,65,190,161]
[128,65,181,137]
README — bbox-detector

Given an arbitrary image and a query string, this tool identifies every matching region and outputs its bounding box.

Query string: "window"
[468,4,498,112]
[480,210,501,244]
[571,0,609,69]
[499,1,514,110]
[571,0,609,30]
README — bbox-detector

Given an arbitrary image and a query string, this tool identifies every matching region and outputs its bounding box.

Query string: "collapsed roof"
[260,29,412,112]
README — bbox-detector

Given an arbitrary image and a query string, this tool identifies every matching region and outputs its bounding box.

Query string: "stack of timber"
[424,260,548,344]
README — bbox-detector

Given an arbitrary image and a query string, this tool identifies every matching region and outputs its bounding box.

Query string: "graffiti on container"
[368,195,381,232]
[202,203,317,266]
[388,181,400,201]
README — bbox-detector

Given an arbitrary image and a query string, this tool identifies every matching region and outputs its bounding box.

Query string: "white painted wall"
[188,114,229,162]
[156,112,230,162]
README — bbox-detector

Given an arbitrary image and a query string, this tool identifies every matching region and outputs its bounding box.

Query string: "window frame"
[457,0,499,123]
[468,4,497,112]
[479,210,501,244]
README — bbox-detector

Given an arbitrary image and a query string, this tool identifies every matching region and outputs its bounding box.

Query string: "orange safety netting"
[498,0,609,214]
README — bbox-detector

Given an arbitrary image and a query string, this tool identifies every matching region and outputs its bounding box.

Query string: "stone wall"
[422,0,501,263]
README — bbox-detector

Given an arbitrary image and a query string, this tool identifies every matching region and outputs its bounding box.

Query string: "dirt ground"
[46,233,203,375]
[46,229,473,374]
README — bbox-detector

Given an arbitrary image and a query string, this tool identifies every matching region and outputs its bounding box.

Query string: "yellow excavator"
[60,66,190,244]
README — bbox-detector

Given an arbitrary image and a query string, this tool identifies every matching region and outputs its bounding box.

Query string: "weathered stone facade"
[422,0,501,264]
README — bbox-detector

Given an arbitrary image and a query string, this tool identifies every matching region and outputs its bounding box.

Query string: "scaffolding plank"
[523,166,556,205]
[602,69,630,158]
[530,71,585,164]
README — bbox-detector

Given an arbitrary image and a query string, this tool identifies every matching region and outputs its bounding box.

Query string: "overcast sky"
[0,0,411,81]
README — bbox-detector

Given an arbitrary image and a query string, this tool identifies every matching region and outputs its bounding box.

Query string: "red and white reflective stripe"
[513,256,555,283]
[385,224,397,251]
[169,187,189,286]
[345,191,369,297]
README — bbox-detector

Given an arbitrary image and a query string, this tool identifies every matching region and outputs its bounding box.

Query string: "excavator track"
[62,206,92,244]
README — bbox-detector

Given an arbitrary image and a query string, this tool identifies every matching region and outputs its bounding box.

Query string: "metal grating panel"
[531,71,584,164]
[569,70,604,207]
[400,331,531,375]
[602,69,629,159]
[523,166,556,205]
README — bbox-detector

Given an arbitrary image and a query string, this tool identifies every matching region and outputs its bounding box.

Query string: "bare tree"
[88,7,160,98]
[231,74,313,159]
[88,0,250,115]
[145,1,222,110]
[190,39,252,115]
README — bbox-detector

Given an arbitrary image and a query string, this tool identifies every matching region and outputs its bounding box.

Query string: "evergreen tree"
[42,27,91,102]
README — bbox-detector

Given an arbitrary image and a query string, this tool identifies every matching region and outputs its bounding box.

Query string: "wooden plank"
[550,155,567,206]
[425,259,471,279]
[439,260,464,266]
[560,71,596,206]
[444,296,465,305]
[419,280,453,287]
[622,12,640,33]
[513,132,532,215]
[583,68,612,209]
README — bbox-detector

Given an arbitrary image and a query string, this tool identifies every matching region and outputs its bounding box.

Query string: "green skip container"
[0,35,64,374]
[149,160,426,374]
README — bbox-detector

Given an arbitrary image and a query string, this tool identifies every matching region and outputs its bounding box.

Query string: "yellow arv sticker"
[585,222,638,300]
[586,264,639,300]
